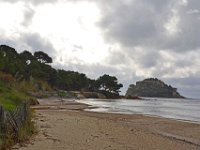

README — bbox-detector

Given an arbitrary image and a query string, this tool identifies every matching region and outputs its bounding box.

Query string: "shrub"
[0,72,15,86]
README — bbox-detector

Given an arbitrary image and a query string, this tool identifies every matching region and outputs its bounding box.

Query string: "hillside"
[0,45,123,98]
[0,72,38,110]
[126,78,184,98]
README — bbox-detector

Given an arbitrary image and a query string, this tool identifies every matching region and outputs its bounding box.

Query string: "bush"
[0,72,15,86]
[57,91,67,99]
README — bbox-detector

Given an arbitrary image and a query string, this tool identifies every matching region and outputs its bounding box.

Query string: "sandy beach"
[14,98,200,150]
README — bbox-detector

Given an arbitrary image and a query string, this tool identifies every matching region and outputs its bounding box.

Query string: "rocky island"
[126,78,184,98]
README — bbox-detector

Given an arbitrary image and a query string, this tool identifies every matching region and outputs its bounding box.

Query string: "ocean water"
[77,98,200,123]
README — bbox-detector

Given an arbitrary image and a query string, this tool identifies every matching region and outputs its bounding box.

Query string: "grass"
[0,81,38,110]
[0,82,27,110]
[0,71,52,149]
[0,111,36,150]
[0,81,37,149]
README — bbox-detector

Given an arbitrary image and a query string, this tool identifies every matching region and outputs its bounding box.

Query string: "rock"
[126,78,184,98]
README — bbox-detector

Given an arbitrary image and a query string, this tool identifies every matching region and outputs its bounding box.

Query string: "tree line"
[0,45,123,97]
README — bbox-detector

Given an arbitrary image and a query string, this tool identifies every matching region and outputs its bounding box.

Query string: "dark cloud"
[187,0,200,10]
[97,0,170,48]
[106,47,160,69]
[163,76,200,98]
[97,0,200,52]
[162,6,200,51]
[134,50,160,68]
[0,32,56,59]
[106,49,129,65]
[20,33,57,59]
[0,39,18,51]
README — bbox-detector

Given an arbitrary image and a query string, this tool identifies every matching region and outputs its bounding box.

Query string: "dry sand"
[14,98,200,150]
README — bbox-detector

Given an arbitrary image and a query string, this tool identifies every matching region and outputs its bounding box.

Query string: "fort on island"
[126,78,184,98]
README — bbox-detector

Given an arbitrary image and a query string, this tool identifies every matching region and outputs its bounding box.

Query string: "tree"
[87,79,96,91]
[0,45,18,59]
[52,70,90,91]
[0,45,125,97]
[19,50,35,63]
[34,51,52,63]
[0,45,21,76]
[95,74,123,97]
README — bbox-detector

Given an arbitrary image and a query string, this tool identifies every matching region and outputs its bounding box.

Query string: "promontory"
[126,78,184,98]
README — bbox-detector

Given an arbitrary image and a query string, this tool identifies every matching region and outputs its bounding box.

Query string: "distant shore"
[17,98,200,150]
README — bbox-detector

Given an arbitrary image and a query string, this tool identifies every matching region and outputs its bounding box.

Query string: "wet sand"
[14,98,200,150]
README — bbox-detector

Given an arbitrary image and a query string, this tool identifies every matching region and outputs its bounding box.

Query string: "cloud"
[93,0,200,97]
[21,33,54,52]
[97,0,170,48]
[163,76,200,98]
[21,4,35,27]
[72,45,83,52]
[0,32,56,60]
[0,0,200,97]
[97,0,200,52]
[0,0,95,6]
[0,0,57,6]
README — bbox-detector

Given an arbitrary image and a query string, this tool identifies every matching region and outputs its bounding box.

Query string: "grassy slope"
[0,81,30,110]
[0,81,37,149]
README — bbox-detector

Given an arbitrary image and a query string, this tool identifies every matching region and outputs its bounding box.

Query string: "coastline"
[16,98,200,150]
[77,98,200,123]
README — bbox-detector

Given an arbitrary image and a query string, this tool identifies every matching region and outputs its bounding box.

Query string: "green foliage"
[0,45,123,96]
[95,74,123,98]
[0,73,38,110]
[0,84,27,110]
[52,70,90,91]
[0,74,37,149]
[19,50,35,63]
[34,51,52,63]
[17,80,37,93]
[57,91,67,98]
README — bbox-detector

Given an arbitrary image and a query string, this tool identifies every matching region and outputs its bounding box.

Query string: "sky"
[0,0,200,98]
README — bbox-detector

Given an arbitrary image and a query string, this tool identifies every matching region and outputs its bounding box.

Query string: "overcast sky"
[0,0,200,98]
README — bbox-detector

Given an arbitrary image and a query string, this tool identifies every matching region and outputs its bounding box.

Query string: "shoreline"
[84,107,200,125]
[16,98,200,150]
[76,98,200,123]
[88,110,200,125]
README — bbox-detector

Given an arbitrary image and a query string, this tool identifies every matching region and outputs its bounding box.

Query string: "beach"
[15,98,200,150]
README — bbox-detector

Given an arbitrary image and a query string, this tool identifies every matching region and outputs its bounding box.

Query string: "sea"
[76,98,200,123]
